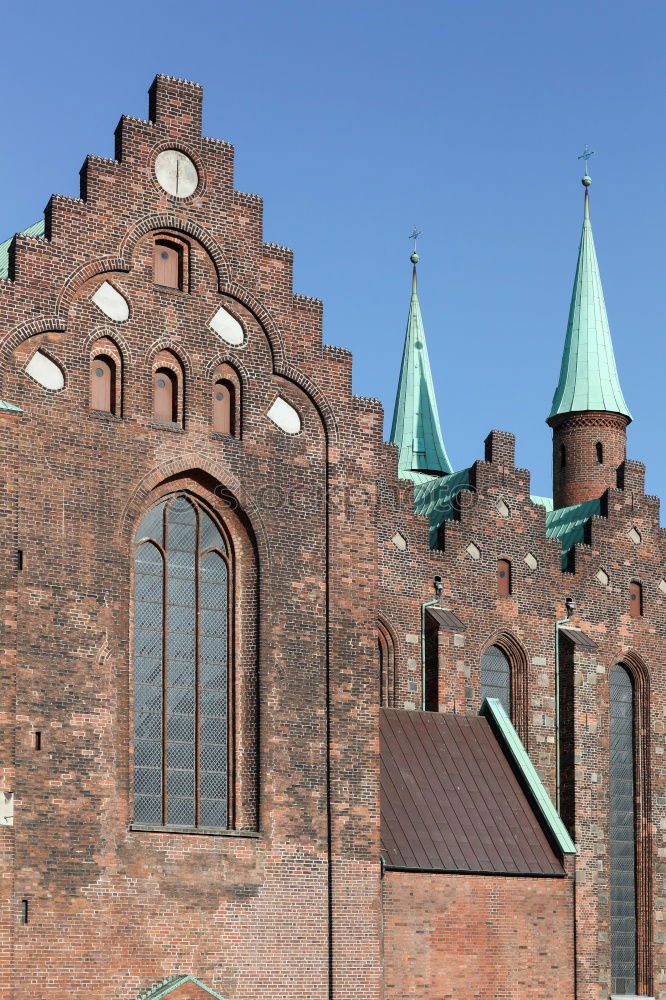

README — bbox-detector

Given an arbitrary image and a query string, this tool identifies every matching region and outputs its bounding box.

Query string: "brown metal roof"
[559,626,598,650]
[425,606,466,631]
[380,708,565,876]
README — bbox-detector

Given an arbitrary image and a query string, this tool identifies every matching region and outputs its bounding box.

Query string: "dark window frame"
[481,644,512,718]
[132,494,235,831]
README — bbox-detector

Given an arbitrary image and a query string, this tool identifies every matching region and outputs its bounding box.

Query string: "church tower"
[390,249,453,482]
[547,169,631,509]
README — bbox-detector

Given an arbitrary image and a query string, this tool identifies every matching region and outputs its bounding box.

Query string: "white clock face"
[154,150,199,198]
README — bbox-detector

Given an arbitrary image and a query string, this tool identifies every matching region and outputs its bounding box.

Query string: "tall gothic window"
[133,495,230,830]
[378,619,396,708]
[481,644,511,718]
[610,663,637,996]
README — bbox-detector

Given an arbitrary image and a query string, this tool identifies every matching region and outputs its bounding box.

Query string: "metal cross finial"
[409,227,422,253]
[578,144,595,167]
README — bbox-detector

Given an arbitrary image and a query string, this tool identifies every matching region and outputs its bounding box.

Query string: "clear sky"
[2,0,664,514]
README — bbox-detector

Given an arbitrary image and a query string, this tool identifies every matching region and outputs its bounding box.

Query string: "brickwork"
[1,75,665,1000]
[551,410,629,508]
[382,869,575,1000]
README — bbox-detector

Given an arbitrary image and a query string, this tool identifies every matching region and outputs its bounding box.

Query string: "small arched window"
[154,368,177,422]
[153,239,183,290]
[213,380,235,435]
[560,444,567,469]
[211,363,241,437]
[497,558,512,596]
[91,356,115,413]
[629,580,643,617]
[90,337,122,415]
[152,349,184,425]
[596,441,604,464]
[481,645,511,718]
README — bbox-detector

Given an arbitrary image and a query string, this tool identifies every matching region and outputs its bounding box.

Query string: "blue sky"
[2,0,664,513]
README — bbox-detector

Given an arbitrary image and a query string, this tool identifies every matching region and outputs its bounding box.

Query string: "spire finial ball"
[410,252,420,264]
[582,174,592,187]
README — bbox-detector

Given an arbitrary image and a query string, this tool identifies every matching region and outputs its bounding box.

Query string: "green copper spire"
[548,178,631,423]
[390,253,453,481]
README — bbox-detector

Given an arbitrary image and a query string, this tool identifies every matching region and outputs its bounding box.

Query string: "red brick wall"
[0,75,383,1000]
[550,411,628,509]
[382,870,575,1000]
[1,72,665,1000]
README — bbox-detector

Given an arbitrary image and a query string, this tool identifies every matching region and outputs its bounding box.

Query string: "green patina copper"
[548,189,631,422]
[390,264,453,482]
[481,696,576,855]
[532,495,601,569]
[132,974,226,1000]
[0,219,45,279]
[413,468,471,546]
[0,400,22,413]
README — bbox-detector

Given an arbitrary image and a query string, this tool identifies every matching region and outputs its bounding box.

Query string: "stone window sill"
[89,408,123,422]
[129,823,260,839]
[151,420,185,433]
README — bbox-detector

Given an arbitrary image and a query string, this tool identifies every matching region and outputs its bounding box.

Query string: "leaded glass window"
[481,645,511,717]
[133,495,229,829]
[610,663,637,996]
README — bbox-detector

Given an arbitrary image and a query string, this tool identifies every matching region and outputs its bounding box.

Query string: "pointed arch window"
[378,619,396,708]
[596,441,604,464]
[481,645,511,718]
[133,496,231,830]
[560,444,567,469]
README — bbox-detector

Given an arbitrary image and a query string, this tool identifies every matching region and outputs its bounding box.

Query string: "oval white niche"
[92,282,129,322]
[209,306,245,347]
[26,351,65,391]
[267,396,301,435]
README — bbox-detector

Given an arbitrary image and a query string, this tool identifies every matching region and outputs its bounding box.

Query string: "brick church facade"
[0,77,664,1000]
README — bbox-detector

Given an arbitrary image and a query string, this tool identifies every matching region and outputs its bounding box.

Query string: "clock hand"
[176,158,179,195]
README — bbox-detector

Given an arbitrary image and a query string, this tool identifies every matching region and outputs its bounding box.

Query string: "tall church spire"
[548,167,631,509]
[390,249,452,482]
[548,179,631,422]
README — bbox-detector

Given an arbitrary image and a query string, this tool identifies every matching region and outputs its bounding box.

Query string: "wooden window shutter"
[629,581,642,617]
[91,355,115,413]
[497,558,511,596]
[153,240,182,289]
[154,368,177,422]
[213,380,234,435]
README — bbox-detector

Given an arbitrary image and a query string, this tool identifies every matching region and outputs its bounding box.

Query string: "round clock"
[154,150,199,198]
